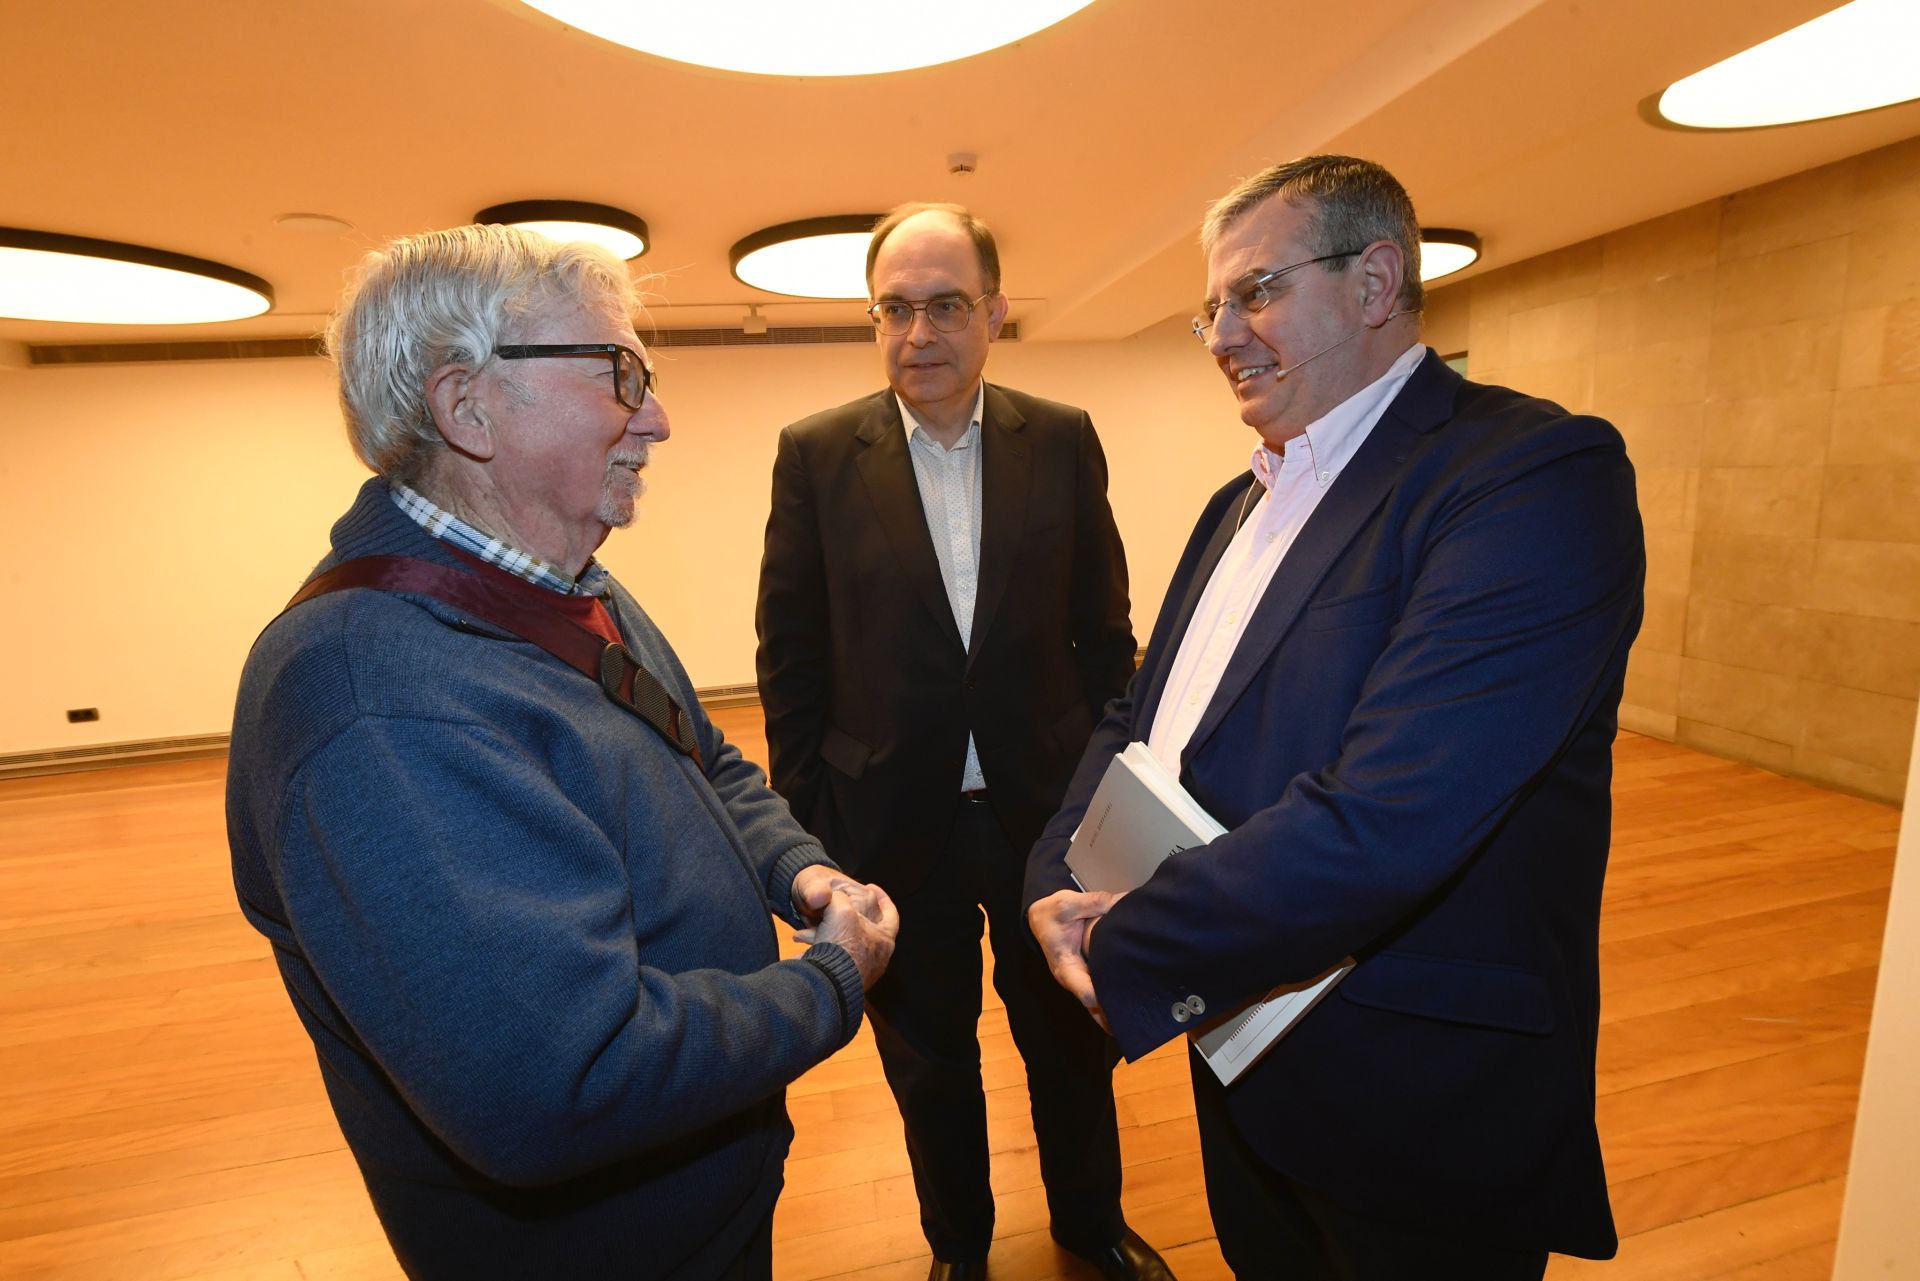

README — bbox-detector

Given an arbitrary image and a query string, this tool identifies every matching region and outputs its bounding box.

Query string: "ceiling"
[3,0,1917,349]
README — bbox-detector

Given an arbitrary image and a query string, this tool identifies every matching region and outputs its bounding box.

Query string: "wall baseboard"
[0,655,1154,780]
[1,682,772,779]
[0,734,232,779]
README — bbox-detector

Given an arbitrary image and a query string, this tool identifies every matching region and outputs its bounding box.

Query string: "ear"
[424,361,496,461]
[985,291,1010,341]
[1354,241,1406,328]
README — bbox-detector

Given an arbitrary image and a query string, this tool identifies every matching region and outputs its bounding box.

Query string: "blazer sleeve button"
[1171,1003,1191,1024]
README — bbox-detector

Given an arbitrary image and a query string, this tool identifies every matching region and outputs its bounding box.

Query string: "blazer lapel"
[966,384,1031,667]
[854,393,966,652]
[1183,351,1460,761]
[1135,475,1257,731]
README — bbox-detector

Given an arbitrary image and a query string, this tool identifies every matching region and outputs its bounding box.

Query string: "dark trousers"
[865,797,1126,1262]
[716,1208,774,1281]
[1191,1051,1548,1280]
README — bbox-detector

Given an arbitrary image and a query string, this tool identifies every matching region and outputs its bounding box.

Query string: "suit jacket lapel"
[1135,476,1257,732]
[1183,351,1460,761]
[854,392,966,652]
[966,384,1030,668]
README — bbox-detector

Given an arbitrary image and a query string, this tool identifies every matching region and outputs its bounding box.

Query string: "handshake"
[791,865,900,989]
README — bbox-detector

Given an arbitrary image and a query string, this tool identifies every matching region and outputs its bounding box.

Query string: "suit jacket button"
[1171,1003,1191,1024]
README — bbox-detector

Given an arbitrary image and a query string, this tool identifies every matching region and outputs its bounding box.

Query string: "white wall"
[1832,710,1920,1278]
[0,357,366,753]
[0,320,1251,754]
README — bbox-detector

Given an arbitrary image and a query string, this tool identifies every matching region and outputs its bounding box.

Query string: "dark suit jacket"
[757,383,1134,892]
[1025,351,1643,1259]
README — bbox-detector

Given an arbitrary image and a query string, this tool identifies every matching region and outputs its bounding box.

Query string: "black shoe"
[927,1256,987,1281]
[1058,1227,1175,1281]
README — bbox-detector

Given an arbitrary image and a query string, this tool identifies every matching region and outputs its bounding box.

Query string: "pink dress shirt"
[1147,344,1426,776]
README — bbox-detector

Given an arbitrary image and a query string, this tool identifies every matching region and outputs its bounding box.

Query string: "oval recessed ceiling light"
[0,228,273,325]
[518,0,1100,76]
[274,212,356,234]
[475,200,650,260]
[1651,0,1920,130]
[1419,229,1481,282]
[731,216,883,299]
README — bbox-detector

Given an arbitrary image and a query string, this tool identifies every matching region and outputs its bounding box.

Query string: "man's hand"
[795,875,899,991]
[791,863,856,925]
[1028,888,1123,1033]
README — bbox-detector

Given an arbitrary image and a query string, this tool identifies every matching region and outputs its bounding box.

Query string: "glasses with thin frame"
[1190,250,1364,342]
[867,292,993,336]
[493,343,655,410]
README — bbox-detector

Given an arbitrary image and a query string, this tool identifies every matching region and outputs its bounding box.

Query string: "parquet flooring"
[0,723,1900,1279]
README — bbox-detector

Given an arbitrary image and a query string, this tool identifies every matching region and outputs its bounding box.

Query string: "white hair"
[325,224,639,478]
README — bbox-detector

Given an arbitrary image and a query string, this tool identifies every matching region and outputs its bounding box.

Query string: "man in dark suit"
[1027,156,1644,1279]
[756,204,1172,1281]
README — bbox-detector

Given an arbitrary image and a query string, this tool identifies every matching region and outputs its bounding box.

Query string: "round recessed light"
[1653,0,1920,130]
[0,228,273,325]
[730,216,883,300]
[1419,229,1481,282]
[474,200,650,260]
[518,0,1100,76]
[274,212,355,234]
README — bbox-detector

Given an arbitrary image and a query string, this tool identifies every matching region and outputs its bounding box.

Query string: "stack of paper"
[1066,742,1224,894]
[1065,742,1353,1084]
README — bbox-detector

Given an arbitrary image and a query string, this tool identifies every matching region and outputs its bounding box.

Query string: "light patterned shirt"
[897,383,988,793]
[388,481,613,599]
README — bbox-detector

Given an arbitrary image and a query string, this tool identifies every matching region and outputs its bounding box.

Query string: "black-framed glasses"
[1190,250,1365,342]
[493,343,655,410]
[867,292,993,336]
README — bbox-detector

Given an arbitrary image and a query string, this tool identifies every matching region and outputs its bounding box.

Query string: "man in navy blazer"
[1026,156,1644,1277]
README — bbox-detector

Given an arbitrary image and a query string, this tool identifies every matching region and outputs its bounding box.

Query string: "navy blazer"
[1026,351,1643,1259]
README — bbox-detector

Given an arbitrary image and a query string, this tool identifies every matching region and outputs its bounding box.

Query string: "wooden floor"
[0,719,1900,1280]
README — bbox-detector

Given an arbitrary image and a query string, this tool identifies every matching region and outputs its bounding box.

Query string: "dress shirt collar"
[388,480,611,598]
[1250,343,1427,492]
[896,382,986,453]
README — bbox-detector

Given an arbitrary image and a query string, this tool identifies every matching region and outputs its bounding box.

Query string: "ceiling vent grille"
[645,320,1020,349]
[24,321,1020,364]
[645,325,873,348]
[31,337,324,365]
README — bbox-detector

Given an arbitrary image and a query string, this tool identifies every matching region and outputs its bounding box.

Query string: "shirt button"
[1225,609,1239,624]
[1186,691,1200,706]
[1319,471,1332,482]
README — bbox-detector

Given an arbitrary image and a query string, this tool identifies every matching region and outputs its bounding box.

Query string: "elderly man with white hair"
[228,224,897,1281]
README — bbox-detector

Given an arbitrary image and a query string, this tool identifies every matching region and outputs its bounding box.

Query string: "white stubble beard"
[597,446,649,529]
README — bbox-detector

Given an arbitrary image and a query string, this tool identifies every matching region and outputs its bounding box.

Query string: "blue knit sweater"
[228,478,864,1279]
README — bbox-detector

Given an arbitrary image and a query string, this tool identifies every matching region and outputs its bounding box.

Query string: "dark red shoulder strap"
[284,555,703,768]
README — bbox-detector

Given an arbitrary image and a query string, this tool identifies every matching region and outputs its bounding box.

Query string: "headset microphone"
[1271,306,1422,380]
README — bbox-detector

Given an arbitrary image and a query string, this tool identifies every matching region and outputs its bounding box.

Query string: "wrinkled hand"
[791,864,857,925]
[794,873,898,991]
[1028,888,1123,1033]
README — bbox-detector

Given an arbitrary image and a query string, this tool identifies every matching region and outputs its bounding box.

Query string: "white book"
[1067,742,1225,893]
[1066,742,1352,1085]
